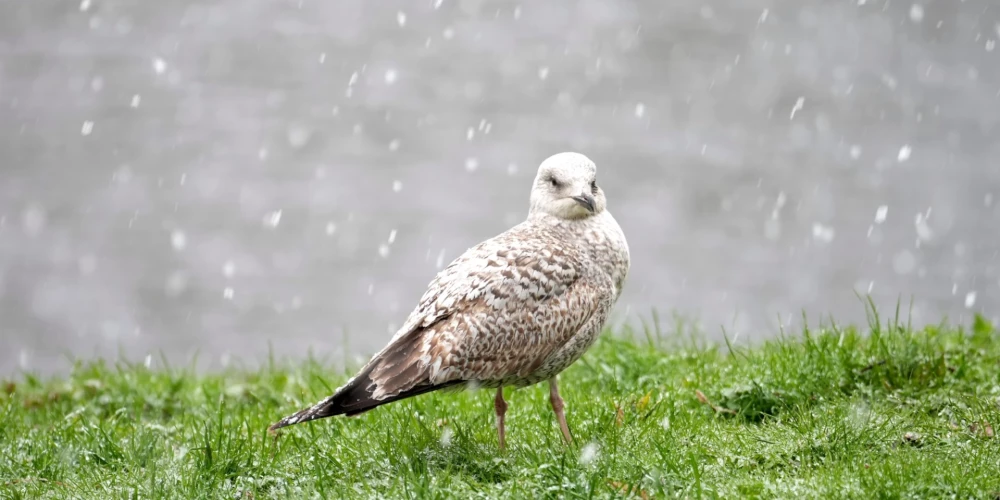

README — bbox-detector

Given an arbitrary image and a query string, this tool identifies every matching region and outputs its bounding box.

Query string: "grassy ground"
[2,307,999,499]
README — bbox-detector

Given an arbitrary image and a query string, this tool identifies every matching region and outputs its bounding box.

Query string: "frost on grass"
[440,426,454,447]
[579,442,599,466]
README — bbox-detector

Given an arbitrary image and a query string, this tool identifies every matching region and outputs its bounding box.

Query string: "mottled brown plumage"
[269,152,630,448]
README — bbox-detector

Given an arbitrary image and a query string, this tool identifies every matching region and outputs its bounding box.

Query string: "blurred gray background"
[1,0,998,375]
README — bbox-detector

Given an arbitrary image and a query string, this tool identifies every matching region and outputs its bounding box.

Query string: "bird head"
[528,152,606,220]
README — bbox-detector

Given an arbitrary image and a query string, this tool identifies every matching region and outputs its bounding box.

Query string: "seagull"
[269,152,630,449]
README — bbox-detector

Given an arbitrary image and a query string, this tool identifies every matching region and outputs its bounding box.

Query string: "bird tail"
[267,364,463,432]
[268,365,377,432]
[268,326,466,432]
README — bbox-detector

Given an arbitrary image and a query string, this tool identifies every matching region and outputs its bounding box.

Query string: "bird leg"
[495,386,508,450]
[548,377,573,445]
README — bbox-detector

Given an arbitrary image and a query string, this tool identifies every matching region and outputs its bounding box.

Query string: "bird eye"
[590,180,598,193]
[549,176,560,188]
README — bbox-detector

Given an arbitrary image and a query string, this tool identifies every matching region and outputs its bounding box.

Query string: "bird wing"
[368,227,605,392]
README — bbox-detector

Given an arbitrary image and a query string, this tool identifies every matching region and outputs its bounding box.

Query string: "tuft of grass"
[2,310,999,498]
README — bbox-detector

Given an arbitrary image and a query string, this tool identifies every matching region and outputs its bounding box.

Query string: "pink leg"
[495,386,508,450]
[549,377,573,445]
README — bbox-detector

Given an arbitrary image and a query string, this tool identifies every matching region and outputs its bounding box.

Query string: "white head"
[528,152,606,220]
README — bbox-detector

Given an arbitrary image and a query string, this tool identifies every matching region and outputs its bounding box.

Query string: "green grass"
[2,307,999,499]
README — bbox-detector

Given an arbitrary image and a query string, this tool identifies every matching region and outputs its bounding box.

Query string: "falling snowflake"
[914,213,933,241]
[789,97,805,120]
[165,272,188,296]
[286,125,312,149]
[811,223,836,243]
[263,210,282,228]
[897,144,912,162]
[170,230,187,251]
[874,205,888,223]
[965,291,977,308]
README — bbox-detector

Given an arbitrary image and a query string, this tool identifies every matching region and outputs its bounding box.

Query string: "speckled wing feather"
[379,229,608,390]
[269,220,617,430]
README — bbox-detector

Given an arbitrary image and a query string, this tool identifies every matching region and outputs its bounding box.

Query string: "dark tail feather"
[267,366,461,432]
[269,325,460,432]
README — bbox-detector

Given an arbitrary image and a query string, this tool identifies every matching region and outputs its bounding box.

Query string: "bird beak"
[571,194,596,213]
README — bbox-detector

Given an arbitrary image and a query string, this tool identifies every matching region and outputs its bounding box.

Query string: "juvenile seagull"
[269,152,630,449]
